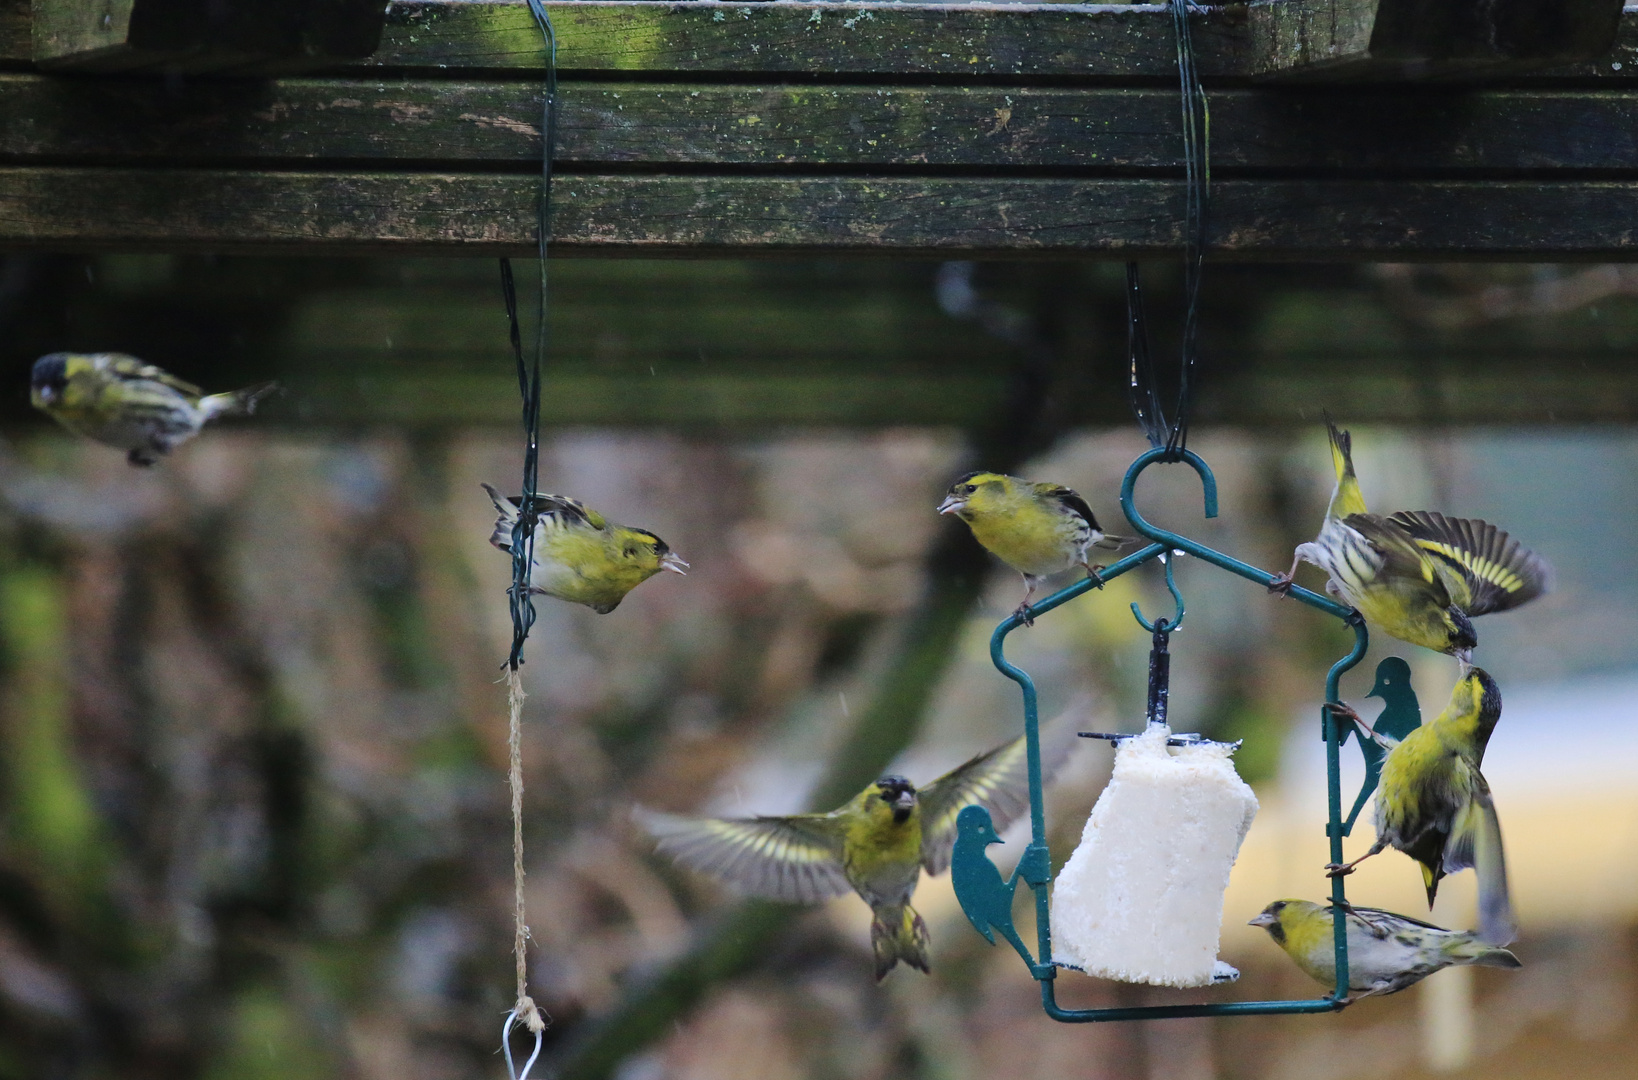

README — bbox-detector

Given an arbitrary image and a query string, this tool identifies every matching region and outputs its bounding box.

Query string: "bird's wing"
[1444,779,1516,945]
[1342,513,1451,601]
[1037,485,1099,531]
[1386,511,1552,617]
[104,354,202,397]
[480,487,606,553]
[918,716,1077,875]
[1334,904,1446,932]
[636,808,851,904]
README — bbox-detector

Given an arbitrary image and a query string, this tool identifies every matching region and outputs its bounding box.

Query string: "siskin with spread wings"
[1249,899,1520,1002]
[639,728,1070,979]
[1271,419,1550,660]
[30,352,277,466]
[481,483,687,614]
[938,471,1134,623]
[1329,666,1515,946]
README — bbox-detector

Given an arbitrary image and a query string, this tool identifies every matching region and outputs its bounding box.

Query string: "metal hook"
[1119,445,1218,547]
[502,1009,543,1080]
[1131,553,1186,632]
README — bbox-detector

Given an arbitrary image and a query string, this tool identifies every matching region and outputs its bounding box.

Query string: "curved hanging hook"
[1119,446,1355,622]
[1131,553,1186,632]
[1119,445,1219,545]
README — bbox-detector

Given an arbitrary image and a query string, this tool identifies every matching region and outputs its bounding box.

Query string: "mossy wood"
[2,0,1635,257]
[29,0,388,73]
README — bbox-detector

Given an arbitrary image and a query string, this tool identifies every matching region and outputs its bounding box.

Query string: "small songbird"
[482,484,686,614]
[1249,899,1520,1002]
[1270,420,1551,660]
[937,471,1134,623]
[1329,666,1515,945]
[639,729,1067,979]
[30,352,277,466]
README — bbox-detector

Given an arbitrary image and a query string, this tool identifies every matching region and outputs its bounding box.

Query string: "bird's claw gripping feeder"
[951,446,1424,1021]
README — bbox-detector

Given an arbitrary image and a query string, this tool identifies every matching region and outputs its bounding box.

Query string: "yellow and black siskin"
[938,471,1134,622]
[30,352,277,466]
[481,483,687,614]
[1272,420,1551,660]
[639,728,1069,979]
[1250,899,1520,1002]
[1330,666,1515,946]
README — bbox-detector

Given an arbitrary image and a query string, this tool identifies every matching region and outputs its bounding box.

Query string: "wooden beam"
[29,0,388,74]
[5,2,1638,257]
[7,75,1638,174]
[7,168,1638,258]
[1248,0,1625,81]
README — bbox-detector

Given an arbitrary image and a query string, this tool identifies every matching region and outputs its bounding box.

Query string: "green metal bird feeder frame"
[952,444,1385,1022]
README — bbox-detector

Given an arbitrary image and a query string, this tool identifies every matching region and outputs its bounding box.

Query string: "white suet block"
[1050,724,1258,987]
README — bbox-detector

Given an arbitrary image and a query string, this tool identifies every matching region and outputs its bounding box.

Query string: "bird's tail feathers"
[199,382,280,422]
[481,482,521,553]
[1448,793,1516,945]
[1092,533,1139,552]
[1443,935,1522,970]
[872,905,930,980]
[1421,861,1443,911]
[1324,416,1368,519]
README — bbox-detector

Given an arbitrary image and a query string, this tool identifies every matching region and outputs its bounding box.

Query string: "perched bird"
[1249,899,1520,1002]
[481,483,686,614]
[30,352,277,466]
[1329,666,1515,946]
[639,727,1071,979]
[1270,420,1551,660]
[937,471,1134,623]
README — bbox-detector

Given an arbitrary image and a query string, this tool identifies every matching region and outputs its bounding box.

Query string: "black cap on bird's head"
[1247,900,1292,944]
[1445,608,1477,663]
[30,353,70,404]
[875,775,917,822]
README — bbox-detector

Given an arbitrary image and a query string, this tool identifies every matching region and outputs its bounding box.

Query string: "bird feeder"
[952,445,1400,1021]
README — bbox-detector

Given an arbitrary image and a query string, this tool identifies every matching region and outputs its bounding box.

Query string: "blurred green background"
[0,254,1632,1080]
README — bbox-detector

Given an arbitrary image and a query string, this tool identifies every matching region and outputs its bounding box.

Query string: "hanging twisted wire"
[1126,0,1210,457]
[499,0,557,1069]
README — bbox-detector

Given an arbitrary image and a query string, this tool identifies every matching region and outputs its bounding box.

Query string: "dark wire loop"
[1126,0,1210,456]
[500,0,558,672]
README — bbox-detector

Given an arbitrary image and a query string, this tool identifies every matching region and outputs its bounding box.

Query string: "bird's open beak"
[1455,650,1474,671]
[936,495,965,516]
[660,553,689,576]
[893,791,916,812]
[1247,912,1276,928]
[34,387,53,404]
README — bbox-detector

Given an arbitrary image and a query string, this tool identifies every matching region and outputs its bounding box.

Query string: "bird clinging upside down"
[30,352,277,466]
[938,471,1135,624]
[481,483,687,614]
[1329,665,1516,946]
[638,726,1071,979]
[1270,419,1551,660]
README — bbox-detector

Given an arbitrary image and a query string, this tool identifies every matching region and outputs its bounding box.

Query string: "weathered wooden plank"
[354,2,1251,80]
[1247,0,1625,81]
[7,168,1638,258]
[0,0,26,65]
[30,0,388,74]
[6,73,1638,173]
[7,1,1638,80]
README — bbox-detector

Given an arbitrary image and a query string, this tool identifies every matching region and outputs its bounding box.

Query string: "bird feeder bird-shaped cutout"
[952,446,1392,1022]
